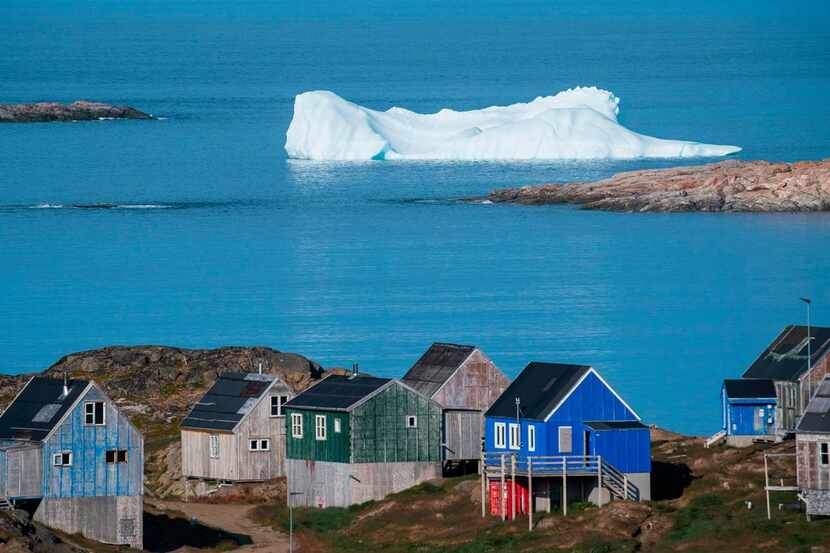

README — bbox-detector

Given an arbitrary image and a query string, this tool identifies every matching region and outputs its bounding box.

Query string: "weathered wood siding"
[773,381,798,432]
[42,385,143,499]
[285,408,350,463]
[431,349,509,411]
[286,459,441,508]
[181,429,238,480]
[34,495,143,548]
[0,444,42,499]
[352,382,442,463]
[797,433,830,491]
[801,353,830,413]
[443,410,481,461]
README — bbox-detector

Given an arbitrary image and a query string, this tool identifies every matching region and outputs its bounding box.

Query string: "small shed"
[181,371,293,484]
[285,374,443,507]
[721,379,777,446]
[796,376,830,516]
[402,343,509,464]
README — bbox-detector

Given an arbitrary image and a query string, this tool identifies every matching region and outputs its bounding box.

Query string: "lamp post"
[801,297,812,400]
[288,491,305,553]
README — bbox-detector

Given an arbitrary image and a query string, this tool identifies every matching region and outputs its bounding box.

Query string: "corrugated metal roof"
[484,362,590,420]
[723,379,777,399]
[285,375,390,411]
[584,420,648,431]
[743,325,830,381]
[797,376,830,433]
[0,377,89,441]
[401,343,475,398]
[180,371,275,432]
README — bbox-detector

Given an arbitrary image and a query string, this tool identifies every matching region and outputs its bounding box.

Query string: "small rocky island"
[487,159,830,212]
[0,100,152,123]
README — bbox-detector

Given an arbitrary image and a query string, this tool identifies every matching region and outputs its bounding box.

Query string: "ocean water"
[1,1,830,435]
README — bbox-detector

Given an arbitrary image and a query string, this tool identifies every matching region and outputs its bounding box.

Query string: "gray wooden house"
[742,325,830,434]
[402,343,509,465]
[796,375,830,517]
[285,374,442,507]
[180,371,293,486]
[0,377,143,548]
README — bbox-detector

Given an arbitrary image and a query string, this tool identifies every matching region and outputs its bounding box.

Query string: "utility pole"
[801,297,813,402]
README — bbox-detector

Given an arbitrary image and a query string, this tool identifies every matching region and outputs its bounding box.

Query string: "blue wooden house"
[0,377,143,548]
[482,362,650,519]
[721,379,777,446]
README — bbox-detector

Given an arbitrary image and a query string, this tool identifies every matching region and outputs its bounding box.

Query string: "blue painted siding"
[484,417,545,456]
[592,428,651,473]
[721,386,776,436]
[42,386,143,499]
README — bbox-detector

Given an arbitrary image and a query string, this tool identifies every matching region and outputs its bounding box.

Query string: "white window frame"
[528,425,536,452]
[291,413,304,438]
[209,435,219,459]
[405,415,417,428]
[334,418,342,433]
[558,426,573,453]
[315,414,327,441]
[508,423,520,450]
[249,438,270,451]
[494,422,506,449]
[84,401,106,426]
[53,452,73,467]
[270,395,289,418]
[821,443,830,466]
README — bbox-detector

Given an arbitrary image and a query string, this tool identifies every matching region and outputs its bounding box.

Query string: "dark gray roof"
[285,375,390,411]
[402,343,475,398]
[743,325,830,381]
[485,362,591,420]
[181,372,275,432]
[584,420,648,431]
[797,377,830,433]
[0,377,90,442]
[723,379,777,399]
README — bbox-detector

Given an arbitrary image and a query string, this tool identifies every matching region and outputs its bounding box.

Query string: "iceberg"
[284,87,741,161]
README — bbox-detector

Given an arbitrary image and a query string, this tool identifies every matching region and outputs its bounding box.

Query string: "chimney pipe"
[352,363,359,378]
[258,362,263,375]
[63,371,69,398]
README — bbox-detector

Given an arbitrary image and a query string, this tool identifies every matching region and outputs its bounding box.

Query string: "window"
[334,419,342,433]
[209,435,219,459]
[315,415,327,441]
[508,423,520,450]
[249,439,270,451]
[528,425,536,452]
[558,426,573,453]
[84,401,105,426]
[53,452,73,467]
[405,415,417,428]
[291,413,304,438]
[821,443,830,466]
[494,422,506,448]
[105,449,128,463]
[270,395,289,417]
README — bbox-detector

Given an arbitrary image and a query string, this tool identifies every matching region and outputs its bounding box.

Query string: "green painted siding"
[352,383,442,463]
[285,408,350,463]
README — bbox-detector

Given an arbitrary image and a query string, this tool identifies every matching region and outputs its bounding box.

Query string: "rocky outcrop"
[487,159,830,212]
[0,101,152,123]
[0,510,81,553]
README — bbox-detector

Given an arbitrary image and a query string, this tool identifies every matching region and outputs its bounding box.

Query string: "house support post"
[480,450,486,518]
[624,475,628,500]
[562,461,567,516]
[764,452,771,520]
[528,457,533,531]
[500,454,506,522]
[597,456,603,507]
[511,454,517,521]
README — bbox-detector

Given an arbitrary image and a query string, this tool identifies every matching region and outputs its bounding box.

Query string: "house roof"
[797,377,830,434]
[743,325,830,381]
[723,379,777,400]
[584,420,648,431]
[402,343,476,398]
[0,377,90,442]
[285,375,391,411]
[485,362,591,420]
[180,372,276,432]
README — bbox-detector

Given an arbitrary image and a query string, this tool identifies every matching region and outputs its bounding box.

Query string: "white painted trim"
[83,400,107,426]
[1,376,34,419]
[508,423,520,450]
[290,413,304,438]
[494,422,506,448]
[315,414,327,441]
[527,425,536,452]
[542,367,641,423]
[248,438,271,452]
[42,381,94,443]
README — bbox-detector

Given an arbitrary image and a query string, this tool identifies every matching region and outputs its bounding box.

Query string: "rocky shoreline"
[0,101,152,123]
[486,159,830,212]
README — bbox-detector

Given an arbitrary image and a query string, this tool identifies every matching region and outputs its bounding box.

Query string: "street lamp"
[801,297,813,399]
[288,491,305,553]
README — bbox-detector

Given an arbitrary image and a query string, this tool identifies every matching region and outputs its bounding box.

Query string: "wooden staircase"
[705,429,727,448]
[601,460,639,502]
[0,497,13,511]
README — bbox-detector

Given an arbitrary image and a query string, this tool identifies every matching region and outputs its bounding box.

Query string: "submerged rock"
[487,159,830,212]
[0,101,152,123]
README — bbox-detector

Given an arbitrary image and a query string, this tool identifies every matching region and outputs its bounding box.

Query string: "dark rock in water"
[486,159,830,212]
[0,100,153,123]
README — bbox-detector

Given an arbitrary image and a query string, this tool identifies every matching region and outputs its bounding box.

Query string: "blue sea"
[1,1,829,435]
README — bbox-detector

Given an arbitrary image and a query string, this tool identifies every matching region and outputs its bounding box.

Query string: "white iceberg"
[285,87,741,161]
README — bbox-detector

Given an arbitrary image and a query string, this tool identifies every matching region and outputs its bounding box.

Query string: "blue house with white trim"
[721,379,777,446]
[0,377,143,548]
[483,362,650,515]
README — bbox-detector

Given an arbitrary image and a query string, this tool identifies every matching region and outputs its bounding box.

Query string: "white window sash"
[84,401,106,426]
[528,426,536,452]
[315,415,327,441]
[291,414,304,438]
[209,435,219,459]
[406,416,417,428]
[508,423,520,450]
[494,422,506,448]
[334,419,342,433]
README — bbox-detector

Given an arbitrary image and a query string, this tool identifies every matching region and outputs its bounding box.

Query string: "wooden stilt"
[481,451,486,518]
[511,455,517,521]
[624,475,628,500]
[500,454,506,522]
[597,455,603,507]
[528,457,533,531]
[563,461,567,516]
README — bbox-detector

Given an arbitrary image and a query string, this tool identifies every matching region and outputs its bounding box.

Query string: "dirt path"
[155,501,290,553]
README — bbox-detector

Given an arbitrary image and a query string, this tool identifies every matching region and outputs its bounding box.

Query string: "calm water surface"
[2,1,830,434]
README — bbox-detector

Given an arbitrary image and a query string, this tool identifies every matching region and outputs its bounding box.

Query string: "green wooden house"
[284,374,443,507]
